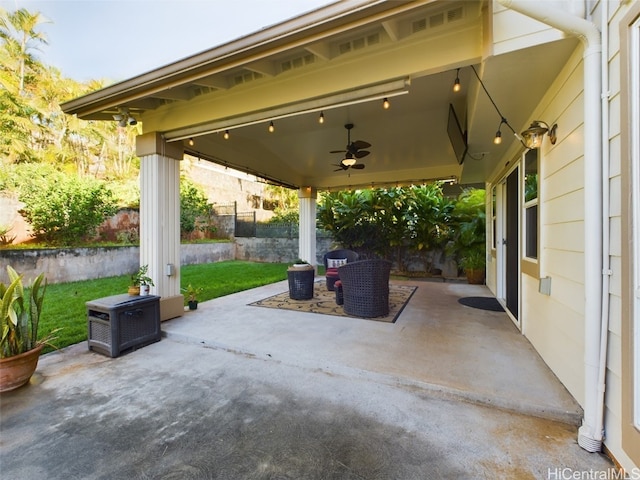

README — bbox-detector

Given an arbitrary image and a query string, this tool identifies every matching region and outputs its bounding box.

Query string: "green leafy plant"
[182,284,204,302]
[180,177,211,239]
[16,168,118,246]
[446,188,486,274]
[130,264,154,287]
[459,249,486,270]
[1,266,56,358]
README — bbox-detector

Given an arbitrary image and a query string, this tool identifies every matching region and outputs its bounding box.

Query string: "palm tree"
[0,7,49,96]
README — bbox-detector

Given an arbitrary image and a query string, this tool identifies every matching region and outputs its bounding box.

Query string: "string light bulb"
[318,111,325,124]
[382,97,390,109]
[223,130,230,140]
[493,130,502,145]
[188,138,194,146]
[453,68,461,92]
[268,121,275,133]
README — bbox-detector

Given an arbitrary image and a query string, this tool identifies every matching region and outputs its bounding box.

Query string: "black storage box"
[86,294,161,357]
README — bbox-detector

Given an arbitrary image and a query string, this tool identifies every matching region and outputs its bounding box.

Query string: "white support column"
[298,187,317,268]
[136,132,184,320]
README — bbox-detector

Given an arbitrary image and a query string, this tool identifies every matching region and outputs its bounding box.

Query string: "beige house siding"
[605,0,639,471]
[490,0,638,470]
[487,46,588,403]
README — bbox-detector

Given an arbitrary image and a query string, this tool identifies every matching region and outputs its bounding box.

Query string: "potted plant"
[1,266,56,392]
[447,188,486,284]
[459,248,486,285]
[129,265,154,295]
[182,284,203,310]
[291,258,312,269]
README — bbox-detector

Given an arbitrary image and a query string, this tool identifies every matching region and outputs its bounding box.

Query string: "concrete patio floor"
[0,278,615,479]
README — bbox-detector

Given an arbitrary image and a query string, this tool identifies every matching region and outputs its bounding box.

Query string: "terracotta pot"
[128,286,140,296]
[466,268,486,285]
[0,344,44,393]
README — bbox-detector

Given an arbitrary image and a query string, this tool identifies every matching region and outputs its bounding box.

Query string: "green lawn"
[39,260,290,353]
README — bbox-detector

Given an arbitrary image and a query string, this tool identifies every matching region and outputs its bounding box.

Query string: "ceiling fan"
[330,123,371,171]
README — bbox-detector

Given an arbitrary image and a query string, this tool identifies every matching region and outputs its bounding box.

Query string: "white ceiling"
[62,0,578,191]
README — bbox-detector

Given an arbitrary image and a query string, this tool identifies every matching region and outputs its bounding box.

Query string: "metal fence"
[211,202,332,240]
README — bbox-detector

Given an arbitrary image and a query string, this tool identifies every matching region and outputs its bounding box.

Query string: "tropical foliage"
[180,177,213,239]
[317,184,460,271]
[0,7,139,192]
[0,266,51,358]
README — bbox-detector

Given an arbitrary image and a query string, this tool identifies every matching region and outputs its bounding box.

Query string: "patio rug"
[458,296,504,312]
[249,281,417,323]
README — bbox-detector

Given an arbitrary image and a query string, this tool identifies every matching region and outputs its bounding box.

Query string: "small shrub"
[18,173,117,245]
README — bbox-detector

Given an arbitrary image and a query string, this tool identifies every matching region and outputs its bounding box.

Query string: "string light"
[382,97,390,109]
[453,68,461,92]
[188,138,194,146]
[318,111,325,124]
[223,130,230,140]
[268,121,275,133]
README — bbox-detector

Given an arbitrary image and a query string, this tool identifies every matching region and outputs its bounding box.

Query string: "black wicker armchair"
[337,259,392,318]
[323,249,359,291]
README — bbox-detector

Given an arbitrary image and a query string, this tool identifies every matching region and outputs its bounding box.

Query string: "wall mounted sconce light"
[453,68,461,93]
[521,121,558,149]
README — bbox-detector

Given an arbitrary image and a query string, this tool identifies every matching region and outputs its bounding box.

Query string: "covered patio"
[0,279,613,478]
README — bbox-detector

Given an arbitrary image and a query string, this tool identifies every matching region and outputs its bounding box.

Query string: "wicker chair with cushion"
[323,249,359,291]
[337,259,392,318]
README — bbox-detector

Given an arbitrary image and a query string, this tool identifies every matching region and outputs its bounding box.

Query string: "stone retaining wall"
[0,239,337,285]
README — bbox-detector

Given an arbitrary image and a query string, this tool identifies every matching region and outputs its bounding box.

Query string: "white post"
[298,187,317,268]
[136,132,184,320]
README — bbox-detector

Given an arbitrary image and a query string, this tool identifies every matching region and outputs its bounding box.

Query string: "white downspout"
[496,0,605,453]
[594,2,611,451]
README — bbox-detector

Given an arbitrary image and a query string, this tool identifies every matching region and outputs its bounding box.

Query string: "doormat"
[249,281,417,323]
[458,296,504,312]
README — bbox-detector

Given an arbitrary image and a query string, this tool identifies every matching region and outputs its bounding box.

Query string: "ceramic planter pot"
[0,344,44,393]
[465,268,486,285]
[188,300,198,310]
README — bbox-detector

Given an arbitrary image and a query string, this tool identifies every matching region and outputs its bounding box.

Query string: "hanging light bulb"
[188,138,194,146]
[494,118,506,145]
[268,121,275,133]
[382,97,390,109]
[318,111,325,124]
[453,68,461,92]
[223,130,230,140]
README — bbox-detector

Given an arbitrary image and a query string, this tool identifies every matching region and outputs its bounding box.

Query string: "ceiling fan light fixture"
[342,153,357,167]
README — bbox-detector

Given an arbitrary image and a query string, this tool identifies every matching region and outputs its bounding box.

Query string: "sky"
[0,0,336,82]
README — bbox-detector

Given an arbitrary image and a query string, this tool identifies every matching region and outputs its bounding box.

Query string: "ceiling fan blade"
[332,163,348,170]
[352,140,371,149]
[329,150,347,154]
[352,163,365,169]
[354,150,370,158]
